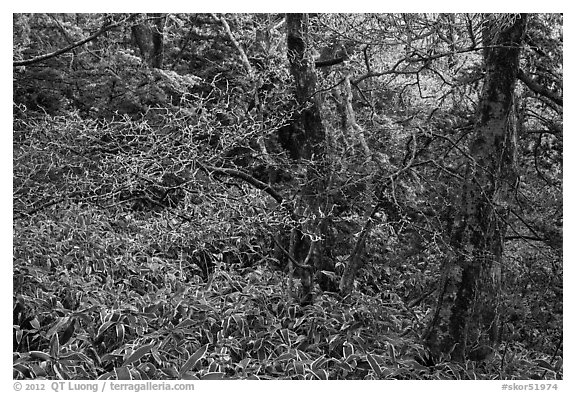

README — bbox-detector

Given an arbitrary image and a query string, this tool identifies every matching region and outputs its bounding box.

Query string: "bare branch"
[211,13,253,77]
[13,16,134,67]
[200,164,284,204]
[314,57,346,68]
[518,68,563,107]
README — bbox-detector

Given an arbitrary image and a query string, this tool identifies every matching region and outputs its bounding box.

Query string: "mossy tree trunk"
[425,14,528,362]
[149,13,166,69]
[285,14,334,303]
[131,13,165,69]
[285,13,325,160]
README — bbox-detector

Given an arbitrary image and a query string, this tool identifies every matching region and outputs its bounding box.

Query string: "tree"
[132,13,166,69]
[284,13,326,160]
[424,14,528,362]
[283,13,335,302]
[12,13,563,379]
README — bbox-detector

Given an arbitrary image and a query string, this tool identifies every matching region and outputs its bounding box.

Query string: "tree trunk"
[131,13,165,69]
[285,13,325,160]
[285,14,334,302]
[131,22,151,61]
[149,13,166,69]
[424,14,527,362]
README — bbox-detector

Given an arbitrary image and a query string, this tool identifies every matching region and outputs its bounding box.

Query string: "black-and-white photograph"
[12,11,563,384]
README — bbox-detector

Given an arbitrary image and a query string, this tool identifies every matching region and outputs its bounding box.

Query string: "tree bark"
[149,13,166,69]
[132,13,165,69]
[285,13,326,160]
[424,14,528,362]
[131,22,152,61]
[285,14,334,301]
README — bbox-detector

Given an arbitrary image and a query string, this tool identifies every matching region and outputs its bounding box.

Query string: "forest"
[12,13,563,380]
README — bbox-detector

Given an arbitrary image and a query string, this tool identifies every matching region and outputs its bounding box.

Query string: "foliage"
[13,13,562,380]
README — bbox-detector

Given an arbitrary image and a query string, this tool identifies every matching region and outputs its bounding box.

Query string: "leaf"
[175,318,195,328]
[101,353,123,363]
[296,349,311,361]
[293,360,305,375]
[310,369,328,380]
[179,343,208,376]
[49,332,60,359]
[122,343,155,366]
[388,343,397,364]
[554,358,563,371]
[162,367,179,378]
[311,355,329,371]
[143,303,161,315]
[30,363,47,378]
[59,352,91,363]
[96,320,115,338]
[29,351,52,361]
[47,316,70,338]
[208,360,220,373]
[275,352,296,362]
[222,317,230,335]
[343,341,354,358]
[115,366,132,380]
[320,270,337,280]
[400,359,428,372]
[14,327,23,346]
[116,323,125,342]
[534,359,555,372]
[237,358,250,369]
[201,372,225,380]
[336,360,352,372]
[96,371,116,380]
[252,338,263,352]
[60,319,76,345]
[53,362,70,380]
[279,328,291,345]
[366,353,382,377]
[30,317,40,330]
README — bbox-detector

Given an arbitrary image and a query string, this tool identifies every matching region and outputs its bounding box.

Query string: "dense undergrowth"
[13,13,563,380]
[13,113,562,380]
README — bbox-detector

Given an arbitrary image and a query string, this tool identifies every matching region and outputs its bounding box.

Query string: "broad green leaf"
[59,352,91,363]
[96,320,115,338]
[162,367,179,378]
[49,332,60,359]
[175,318,195,328]
[222,316,230,335]
[309,369,328,380]
[47,316,70,338]
[208,360,220,373]
[311,355,329,370]
[179,343,209,375]
[237,358,250,369]
[366,353,382,377]
[30,317,40,330]
[29,351,52,361]
[279,328,291,345]
[275,352,296,362]
[554,358,563,370]
[294,360,305,375]
[60,319,76,345]
[388,343,397,364]
[122,342,155,366]
[116,323,125,342]
[115,366,132,380]
[343,342,354,359]
[534,359,555,372]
